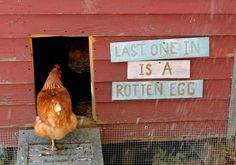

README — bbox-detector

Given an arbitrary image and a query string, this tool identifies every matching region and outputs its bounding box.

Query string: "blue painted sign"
[110,37,209,62]
[112,80,203,100]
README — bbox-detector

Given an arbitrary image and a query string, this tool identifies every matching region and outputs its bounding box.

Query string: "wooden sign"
[110,37,209,62]
[128,60,190,79]
[112,80,203,100]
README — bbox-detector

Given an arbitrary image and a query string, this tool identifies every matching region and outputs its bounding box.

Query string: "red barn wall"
[93,36,235,142]
[0,0,235,143]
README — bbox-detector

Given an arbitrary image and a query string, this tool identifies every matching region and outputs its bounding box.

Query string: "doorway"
[32,36,92,118]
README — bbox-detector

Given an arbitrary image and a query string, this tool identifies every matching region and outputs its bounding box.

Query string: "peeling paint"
[82,0,96,14]
[0,122,34,128]
[143,25,155,33]
[0,81,33,85]
[210,0,216,19]
[118,33,125,36]
[0,99,35,105]
[0,98,13,105]
[0,57,17,61]
[0,80,13,84]
[226,53,235,58]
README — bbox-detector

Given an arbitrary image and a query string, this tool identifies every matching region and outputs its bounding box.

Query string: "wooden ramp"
[16,128,104,165]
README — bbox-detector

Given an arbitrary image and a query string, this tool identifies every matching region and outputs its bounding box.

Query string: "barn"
[0,0,236,164]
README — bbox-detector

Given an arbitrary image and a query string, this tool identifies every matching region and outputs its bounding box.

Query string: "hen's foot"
[51,139,58,151]
[51,146,58,151]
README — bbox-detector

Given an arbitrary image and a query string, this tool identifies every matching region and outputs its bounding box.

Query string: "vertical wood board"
[227,54,236,138]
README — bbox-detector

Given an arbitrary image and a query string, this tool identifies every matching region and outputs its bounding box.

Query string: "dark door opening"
[32,36,92,118]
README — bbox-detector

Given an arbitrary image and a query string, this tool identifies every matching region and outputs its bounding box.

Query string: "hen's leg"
[51,139,58,151]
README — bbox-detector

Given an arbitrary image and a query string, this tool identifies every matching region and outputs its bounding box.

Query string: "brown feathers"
[34,65,77,145]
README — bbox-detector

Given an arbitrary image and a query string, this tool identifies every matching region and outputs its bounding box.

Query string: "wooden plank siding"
[95,80,232,102]
[93,59,234,82]
[0,38,31,61]
[93,36,236,60]
[93,35,235,140]
[101,121,227,143]
[0,0,235,14]
[96,100,229,124]
[0,61,33,83]
[0,15,236,38]
[0,105,35,127]
[0,37,35,128]
[0,0,235,142]
[0,84,35,105]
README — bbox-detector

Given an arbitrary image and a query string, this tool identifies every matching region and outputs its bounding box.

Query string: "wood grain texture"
[96,100,229,124]
[0,38,31,61]
[0,0,234,140]
[0,0,235,14]
[93,58,234,82]
[0,61,33,84]
[93,36,236,60]
[100,121,227,143]
[95,79,232,102]
[0,84,35,105]
[0,105,35,127]
[0,15,235,38]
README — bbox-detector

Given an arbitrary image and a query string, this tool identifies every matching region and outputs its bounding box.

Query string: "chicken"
[34,64,77,151]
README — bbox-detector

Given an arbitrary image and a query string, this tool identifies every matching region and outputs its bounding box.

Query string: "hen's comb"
[55,64,60,70]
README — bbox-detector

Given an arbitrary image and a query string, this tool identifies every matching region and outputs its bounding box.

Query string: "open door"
[31,36,93,119]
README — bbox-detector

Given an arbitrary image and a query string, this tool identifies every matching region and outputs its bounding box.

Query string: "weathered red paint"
[92,35,234,141]
[0,15,236,38]
[93,59,234,82]
[93,36,236,60]
[0,0,235,14]
[95,80,231,102]
[0,84,35,105]
[0,105,35,127]
[96,100,229,124]
[0,38,31,61]
[0,0,235,143]
[101,121,227,143]
[0,61,33,83]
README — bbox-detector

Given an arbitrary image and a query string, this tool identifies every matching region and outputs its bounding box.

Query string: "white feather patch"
[54,103,62,115]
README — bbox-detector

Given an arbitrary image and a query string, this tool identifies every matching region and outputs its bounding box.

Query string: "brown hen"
[34,64,77,151]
